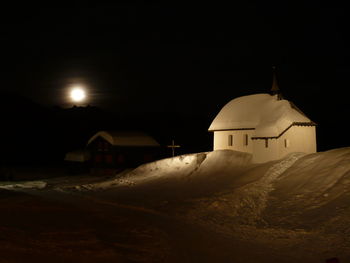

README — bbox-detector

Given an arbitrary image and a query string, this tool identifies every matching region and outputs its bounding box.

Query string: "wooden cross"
[167,140,181,157]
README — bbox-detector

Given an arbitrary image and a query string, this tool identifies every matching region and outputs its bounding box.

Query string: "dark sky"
[1,1,350,150]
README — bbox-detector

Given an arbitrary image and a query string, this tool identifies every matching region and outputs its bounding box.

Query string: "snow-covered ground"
[1,148,350,262]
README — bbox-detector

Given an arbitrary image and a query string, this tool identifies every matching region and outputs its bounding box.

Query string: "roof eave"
[251,121,316,140]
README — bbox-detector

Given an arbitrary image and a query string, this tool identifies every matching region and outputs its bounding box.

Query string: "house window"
[117,154,125,164]
[97,141,103,151]
[265,139,269,148]
[103,142,109,151]
[95,154,102,163]
[244,134,249,146]
[105,154,113,163]
[284,139,290,148]
[228,135,233,146]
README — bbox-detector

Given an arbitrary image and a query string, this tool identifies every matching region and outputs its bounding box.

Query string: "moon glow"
[70,87,86,102]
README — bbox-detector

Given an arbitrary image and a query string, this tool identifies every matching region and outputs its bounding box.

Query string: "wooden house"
[87,131,161,173]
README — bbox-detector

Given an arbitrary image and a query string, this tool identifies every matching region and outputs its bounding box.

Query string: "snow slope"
[81,150,254,197]
[2,148,350,262]
[83,148,350,261]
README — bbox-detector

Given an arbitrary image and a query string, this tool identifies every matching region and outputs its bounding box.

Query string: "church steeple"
[271,66,282,100]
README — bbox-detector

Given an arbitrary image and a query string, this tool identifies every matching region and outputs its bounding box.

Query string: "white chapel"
[208,72,317,163]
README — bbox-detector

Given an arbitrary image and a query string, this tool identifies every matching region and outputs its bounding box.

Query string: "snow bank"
[84,150,253,196]
[185,152,305,224]
[82,148,350,261]
[0,181,47,190]
[5,147,350,262]
[265,147,350,230]
[181,148,350,262]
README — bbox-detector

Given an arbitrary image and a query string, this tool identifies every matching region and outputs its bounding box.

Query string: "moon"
[70,87,86,102]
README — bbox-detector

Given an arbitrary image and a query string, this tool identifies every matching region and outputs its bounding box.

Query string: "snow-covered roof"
[87,131,160,147]
[209,93,314,138]
[64,150,91,162]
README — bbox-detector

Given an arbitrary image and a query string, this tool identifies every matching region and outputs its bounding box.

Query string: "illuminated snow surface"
[1,149,350,262]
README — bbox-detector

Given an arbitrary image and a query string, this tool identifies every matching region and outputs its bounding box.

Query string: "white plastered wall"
[213,130,255,153]
[252,138,279,163]
[277,126,316,157]
[213,126,316,163]
[252,126,316,163]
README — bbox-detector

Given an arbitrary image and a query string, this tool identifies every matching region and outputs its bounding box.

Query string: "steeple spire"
[271,66,282,100]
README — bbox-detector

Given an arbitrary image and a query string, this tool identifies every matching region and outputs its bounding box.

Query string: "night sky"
[1,2,350,161]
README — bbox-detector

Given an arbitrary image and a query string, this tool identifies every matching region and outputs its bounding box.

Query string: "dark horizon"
[1,2,350,163]
[0,89,346,161]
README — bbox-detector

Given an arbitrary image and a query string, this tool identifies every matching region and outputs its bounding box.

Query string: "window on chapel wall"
[244,134,249,146]
[228,135,233,146]
[265,139,269,148]
[284,139,290,148]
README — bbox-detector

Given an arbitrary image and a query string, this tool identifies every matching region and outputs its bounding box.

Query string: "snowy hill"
[2,148,350,262]
[88,150,254,195]
[82,148,350,262]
